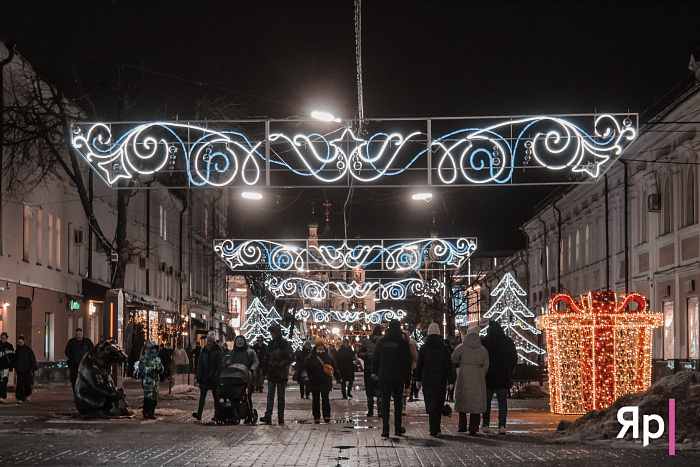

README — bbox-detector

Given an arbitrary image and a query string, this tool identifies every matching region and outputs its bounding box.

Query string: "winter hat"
[0,332,8,338]
[388,319,401,332]
[17,335,25,341]
[372,325,383,336]
[467,326,481,335]
[206,330,216,343]
[427,323,441,336]
[314,337,326,347]
[146,341,159,352]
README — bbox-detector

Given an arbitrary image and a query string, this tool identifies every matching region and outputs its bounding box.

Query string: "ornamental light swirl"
[295,307,406,324]
[265,277,443,300]
[214,237,476,272]
[71,115,636,188]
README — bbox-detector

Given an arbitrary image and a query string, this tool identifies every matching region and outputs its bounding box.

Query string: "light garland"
[213,237,476,272]
[69,115,636,188]
[480,273,545,365]
[539,291,663,415]
[410,329,425,347]
[240,297,282,342]
[282,324,304,352]
[294,307,406,324]
[265,276,443,300]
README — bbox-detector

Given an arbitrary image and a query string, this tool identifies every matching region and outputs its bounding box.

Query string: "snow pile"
[160,384,200,400]
[514,384,548,399]
[554,371,700,445]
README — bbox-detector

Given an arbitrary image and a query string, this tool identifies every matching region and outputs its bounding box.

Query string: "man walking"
[252,336,268,393]
[335,338,356,399]
[371,319,413,438]
[192,331,224,421]
[0,332,15,403]
[481,321,518,434]
[358,325,382,417]
[260,323,293,425]
[65,328,94,391]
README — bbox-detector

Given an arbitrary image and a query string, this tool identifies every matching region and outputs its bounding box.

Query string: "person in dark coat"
[260,323,294,425]
[335,338,356,399]
[158,342,173,381]
[191,342,202,374]
[0,332,15,403]
[358,325,383,417]
[371,319,413,438]
[14,335,37,403]
[294,341,312,399]
[301,338,340,423]
[192,331,224,421]
[65,328,94,391]
[416,323,456,437]
[480,321,518,434]
[252,336,268,393]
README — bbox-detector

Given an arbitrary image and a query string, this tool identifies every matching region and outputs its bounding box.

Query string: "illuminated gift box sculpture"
[539,291,662,414]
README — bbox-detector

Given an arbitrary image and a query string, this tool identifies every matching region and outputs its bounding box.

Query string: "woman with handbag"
[301,338,340,423]
[415,323,455,437]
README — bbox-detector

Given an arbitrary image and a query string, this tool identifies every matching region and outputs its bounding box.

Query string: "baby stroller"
[216,362,258,425]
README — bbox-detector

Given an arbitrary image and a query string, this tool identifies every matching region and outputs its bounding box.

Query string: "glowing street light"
[241,191,263,200]
[412,192,433,202]
[311,110,341,123]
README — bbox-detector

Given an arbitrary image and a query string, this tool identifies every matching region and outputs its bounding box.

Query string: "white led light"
[241,191,263,200]
[311,111,341,123]
[411,193,433,202]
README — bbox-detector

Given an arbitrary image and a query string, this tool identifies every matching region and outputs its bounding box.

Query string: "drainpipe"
[0,42,16,256]
[605,175,610,290]
[622,161,630,293]
[553,201,562,292]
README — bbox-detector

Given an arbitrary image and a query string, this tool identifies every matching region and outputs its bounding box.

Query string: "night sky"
[2,1,700,251]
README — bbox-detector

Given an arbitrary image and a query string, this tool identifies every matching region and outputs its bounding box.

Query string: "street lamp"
[311,110,341,123]
[241,191,263,200]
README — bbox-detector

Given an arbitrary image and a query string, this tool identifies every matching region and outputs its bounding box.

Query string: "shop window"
[44,312,55,360]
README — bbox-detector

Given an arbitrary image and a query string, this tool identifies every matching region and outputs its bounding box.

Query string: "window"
[23,203,30,262]
[56,217,61,270]
[44,312,55,360]
[663,300,674,359]
[689,297,699,359]
[159,205,167,241]
[640,189,648,244]
[37,208,44,264]
[685,170,697,227]
[48,213,53,268]
[585,224,590,265]
[575,229,580,268]
[661,178,674,235]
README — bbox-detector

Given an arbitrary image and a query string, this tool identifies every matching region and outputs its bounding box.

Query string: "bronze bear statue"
[74,340,132,416]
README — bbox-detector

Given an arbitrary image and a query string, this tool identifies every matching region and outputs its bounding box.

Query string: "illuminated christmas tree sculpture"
[481,273,545,365]
[241,297,278,342]
[410,329,425,348]
[282,324,304,351]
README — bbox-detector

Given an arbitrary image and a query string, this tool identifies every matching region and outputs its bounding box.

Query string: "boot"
[142,399,151,419]
[367,396,374,417]
[149,400,158,419]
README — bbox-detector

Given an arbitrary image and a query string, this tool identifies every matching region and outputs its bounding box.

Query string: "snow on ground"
[554,371,700,449]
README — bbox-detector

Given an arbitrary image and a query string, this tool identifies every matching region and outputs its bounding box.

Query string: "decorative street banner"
[70,114,637,188]
[265,276,443,300]
[214,237,476,272]
[540,291,662,415]
[295,307,406,324]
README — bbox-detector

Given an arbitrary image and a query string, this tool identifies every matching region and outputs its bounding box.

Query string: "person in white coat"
[451,326,489,435]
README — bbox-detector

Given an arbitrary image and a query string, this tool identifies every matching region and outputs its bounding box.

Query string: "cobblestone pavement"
[0,378,696,466]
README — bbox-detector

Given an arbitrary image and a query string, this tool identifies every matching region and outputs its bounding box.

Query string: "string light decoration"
[282,324,304,351]
[266,276,443,300]
[410,329,425,348]
[240,297,282,342]
[70,115,636,188]
[295,307,406,324]
[480,273,546,365]
[214,237,476,272]
[539,291,663,415]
